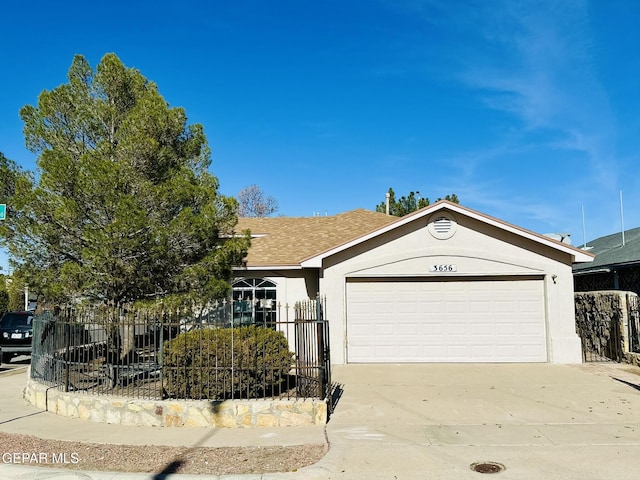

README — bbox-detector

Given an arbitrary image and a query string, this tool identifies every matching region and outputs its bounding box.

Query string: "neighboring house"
[233,201,594,364]
[573,227,640,295]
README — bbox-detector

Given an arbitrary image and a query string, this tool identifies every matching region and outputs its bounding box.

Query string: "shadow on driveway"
[612,377,640,392]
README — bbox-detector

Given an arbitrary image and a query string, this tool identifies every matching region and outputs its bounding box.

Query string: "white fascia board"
[234,265,303,271]
[301,201,595,268]
[440,203,595,263]
[573,267,611,276]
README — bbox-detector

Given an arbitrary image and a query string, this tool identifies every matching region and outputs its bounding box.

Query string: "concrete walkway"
[1,363,640,479]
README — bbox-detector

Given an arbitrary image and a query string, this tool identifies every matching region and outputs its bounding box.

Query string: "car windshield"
[0,313,34,329]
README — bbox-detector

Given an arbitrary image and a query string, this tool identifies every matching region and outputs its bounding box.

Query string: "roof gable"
[234,201,594,269]
[301,201,594,267]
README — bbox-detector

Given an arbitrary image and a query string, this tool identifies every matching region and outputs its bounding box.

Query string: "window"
[231,278,277,327]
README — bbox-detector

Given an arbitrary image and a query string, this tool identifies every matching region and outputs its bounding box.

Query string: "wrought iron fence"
[30,297,330,402]
[628,294,640,354]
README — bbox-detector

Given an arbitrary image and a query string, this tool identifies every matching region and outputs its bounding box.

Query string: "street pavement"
[1,362,640,479]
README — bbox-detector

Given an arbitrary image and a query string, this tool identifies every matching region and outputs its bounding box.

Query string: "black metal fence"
[30,297,330,402]
[628,294,640,354]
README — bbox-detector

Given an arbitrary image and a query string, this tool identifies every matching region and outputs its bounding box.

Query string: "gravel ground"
[1,432,327,475]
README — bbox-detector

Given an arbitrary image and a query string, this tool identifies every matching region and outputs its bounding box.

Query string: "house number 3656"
[430,264,457,272]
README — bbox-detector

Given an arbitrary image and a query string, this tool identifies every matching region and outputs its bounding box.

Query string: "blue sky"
[1,0,640,272]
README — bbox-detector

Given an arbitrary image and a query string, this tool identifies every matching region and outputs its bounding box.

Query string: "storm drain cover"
[470,462,505,474]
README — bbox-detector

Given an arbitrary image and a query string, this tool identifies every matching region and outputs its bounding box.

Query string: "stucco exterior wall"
[320,211,581,364]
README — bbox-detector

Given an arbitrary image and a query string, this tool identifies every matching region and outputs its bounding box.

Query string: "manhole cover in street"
[470,462,505,474]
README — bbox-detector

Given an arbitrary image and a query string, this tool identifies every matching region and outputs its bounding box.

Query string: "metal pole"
[158,313,164,399]
[582,205,588,249]
[620,190,626,247]
[315,295,326,398]
[64,321,71,392]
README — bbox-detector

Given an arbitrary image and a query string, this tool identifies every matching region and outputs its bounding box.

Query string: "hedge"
[163,326,294,399]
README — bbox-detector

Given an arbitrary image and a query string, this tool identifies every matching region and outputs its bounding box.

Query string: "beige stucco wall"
[319,211,581,364]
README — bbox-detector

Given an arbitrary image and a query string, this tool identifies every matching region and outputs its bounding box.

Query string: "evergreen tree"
[1,54,249,305]
[0,278,9,313]
[376,188,460,217]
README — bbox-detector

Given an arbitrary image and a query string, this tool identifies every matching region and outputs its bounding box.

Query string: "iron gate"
[576,292,637,363]
[294,296,331,402]
[628,294,640,354]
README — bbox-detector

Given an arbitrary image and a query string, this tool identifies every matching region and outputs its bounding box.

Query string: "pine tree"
[2,54,249,305]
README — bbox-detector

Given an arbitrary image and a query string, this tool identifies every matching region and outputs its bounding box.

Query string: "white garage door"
[346,277,547,363]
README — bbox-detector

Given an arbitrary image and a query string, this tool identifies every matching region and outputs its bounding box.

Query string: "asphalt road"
[0,355,31,374]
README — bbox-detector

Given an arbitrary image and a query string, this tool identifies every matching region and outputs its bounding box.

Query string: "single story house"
[233,201,594,364]
[573,227,640,295]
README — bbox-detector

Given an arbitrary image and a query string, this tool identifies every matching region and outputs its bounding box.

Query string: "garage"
[346,276,547,363]
[241,200,595,364]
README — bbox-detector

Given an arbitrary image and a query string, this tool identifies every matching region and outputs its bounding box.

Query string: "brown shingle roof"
[235,209,397,267]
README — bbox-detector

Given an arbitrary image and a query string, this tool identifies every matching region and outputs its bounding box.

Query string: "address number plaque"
[429,264,457,273]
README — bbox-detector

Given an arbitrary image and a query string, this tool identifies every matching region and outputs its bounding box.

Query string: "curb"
[0,365,28,376]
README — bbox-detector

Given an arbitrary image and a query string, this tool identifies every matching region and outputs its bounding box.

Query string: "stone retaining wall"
[24,373,327,428]
[575,291,640,364]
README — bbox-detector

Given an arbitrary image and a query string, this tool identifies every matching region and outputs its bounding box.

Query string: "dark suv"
[0,311,34,363]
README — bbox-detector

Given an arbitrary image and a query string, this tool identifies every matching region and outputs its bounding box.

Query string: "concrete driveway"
[310,363,640,480]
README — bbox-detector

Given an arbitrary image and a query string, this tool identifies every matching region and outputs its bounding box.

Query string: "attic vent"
[428,213,457,240]
[433,217,452,234]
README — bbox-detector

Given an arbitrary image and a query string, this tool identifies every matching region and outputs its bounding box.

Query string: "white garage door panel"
[347,279,546,363]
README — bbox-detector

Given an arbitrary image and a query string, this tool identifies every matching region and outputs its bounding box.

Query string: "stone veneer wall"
[575,291,640,366]
[24,372,327,427]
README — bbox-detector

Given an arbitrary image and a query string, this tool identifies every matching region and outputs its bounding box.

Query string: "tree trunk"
[119,307,136,364]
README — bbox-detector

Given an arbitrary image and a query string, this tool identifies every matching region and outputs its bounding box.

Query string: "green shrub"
[163,326,294,400]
